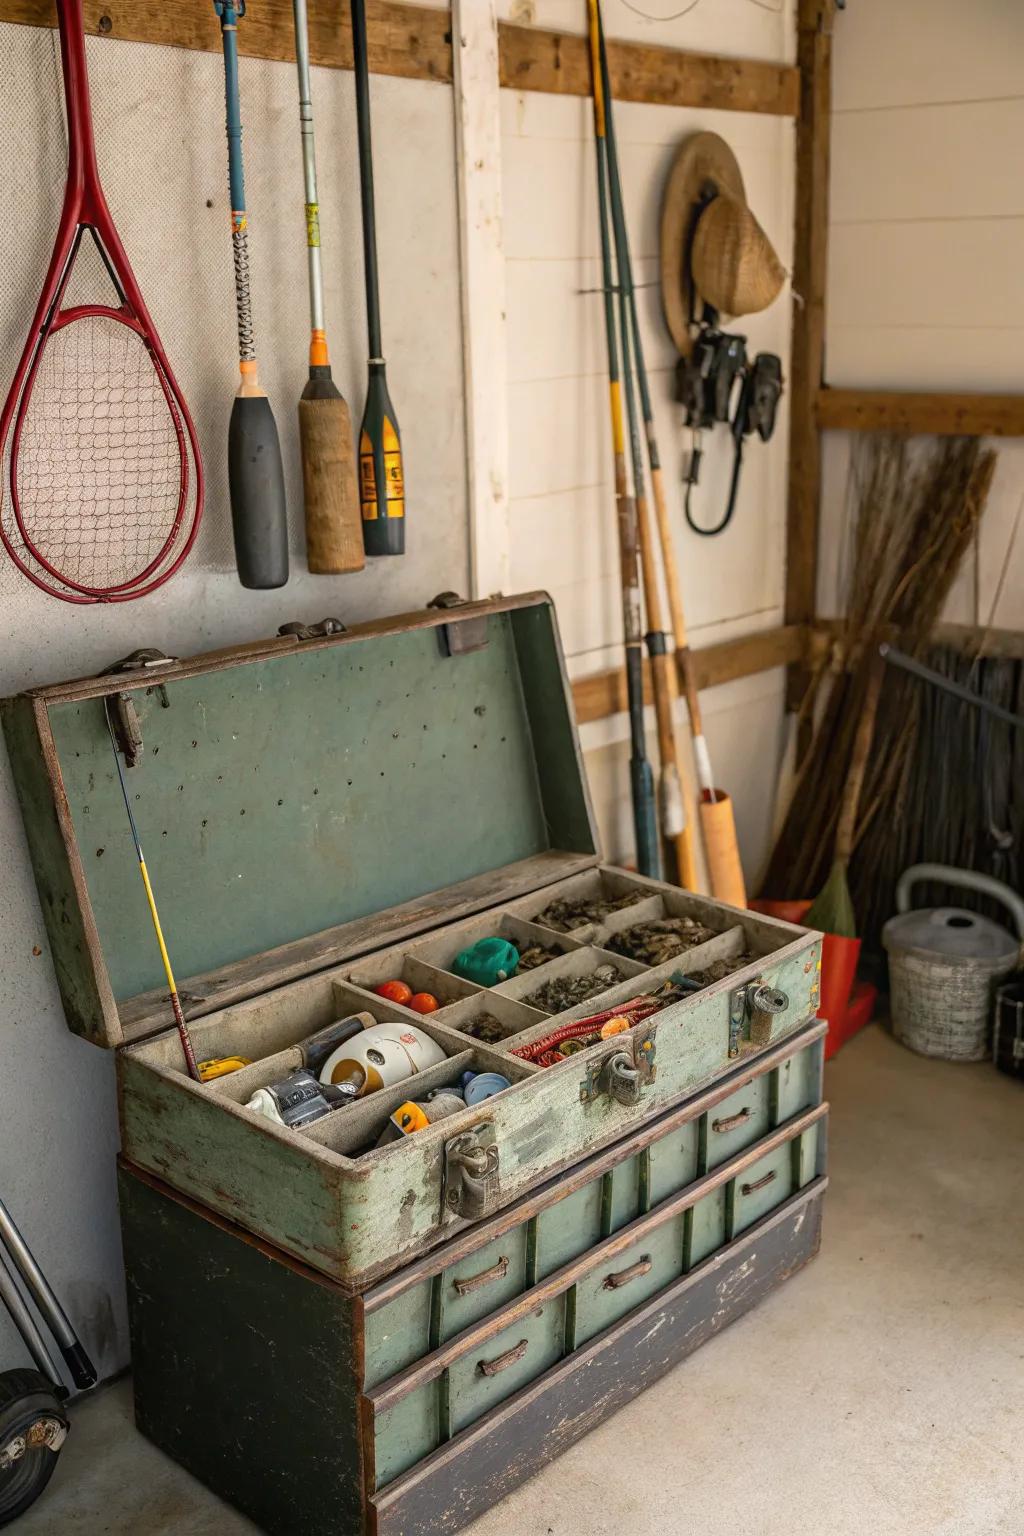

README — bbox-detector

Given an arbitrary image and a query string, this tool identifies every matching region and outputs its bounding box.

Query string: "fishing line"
[105,703,201,1082]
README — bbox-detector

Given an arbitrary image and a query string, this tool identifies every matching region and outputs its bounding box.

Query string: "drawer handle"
[740,1170,778,1196]
[603,1256,652,1290]
[477,1338,529,1377]
[452,1255,510,1296]
[712,1107,751,1134]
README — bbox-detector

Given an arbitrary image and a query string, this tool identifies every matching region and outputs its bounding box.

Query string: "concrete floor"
[15,1023,1024,1535]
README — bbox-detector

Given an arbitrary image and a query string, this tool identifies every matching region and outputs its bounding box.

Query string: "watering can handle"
[895,864,1024,940]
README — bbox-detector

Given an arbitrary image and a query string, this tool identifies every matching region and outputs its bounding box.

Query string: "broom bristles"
[805,859,857,939]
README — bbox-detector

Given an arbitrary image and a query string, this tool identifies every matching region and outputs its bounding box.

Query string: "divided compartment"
[517,867,658,937]
[407,912,587,985]
[305,1045,538,1160]
[345,952,483,1012]
[210,1027,536,1160]
[597,885,758,978]
[504,923,753,1060]
[141,981,351,1080]
[428,992,550,1048]
[494,944,645,1015]
[585,894,665,943]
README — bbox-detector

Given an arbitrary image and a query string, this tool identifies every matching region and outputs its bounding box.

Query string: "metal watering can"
[882,865,1024,1061]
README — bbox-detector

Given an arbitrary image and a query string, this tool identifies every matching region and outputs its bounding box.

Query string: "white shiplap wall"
[820,0,1024,628]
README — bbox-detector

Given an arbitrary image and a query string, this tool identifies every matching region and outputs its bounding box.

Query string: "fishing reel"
[247,1070,357,1130]
[739,352,783,442]
[675,329,747,430]
[675,331,783,537]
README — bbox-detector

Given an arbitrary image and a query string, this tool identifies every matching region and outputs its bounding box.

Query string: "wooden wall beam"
[498,23,799,115]
[783,0,834,724]
[1,2,799,112]
[4,0,454,81]
[817,388,1024,438]
[573,625,809,726]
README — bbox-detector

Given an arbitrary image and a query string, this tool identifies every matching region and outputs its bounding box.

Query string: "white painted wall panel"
[828,220,1024,332]
[825,327,1024,395]
[502,83,794,701]
[824,0,1024,631]
[831,99,1024,225]
[498,0,796,64]
[831,0,1024,113]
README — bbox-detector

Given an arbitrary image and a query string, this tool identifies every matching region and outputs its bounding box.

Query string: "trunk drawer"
[365,1104,828,1488]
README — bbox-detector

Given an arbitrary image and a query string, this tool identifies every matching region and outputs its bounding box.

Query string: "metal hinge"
[101,649,177,767]
[428,592,489,657]
[443,1124,500,1221]
[277,618,346,640]
[580,1026,658,1107]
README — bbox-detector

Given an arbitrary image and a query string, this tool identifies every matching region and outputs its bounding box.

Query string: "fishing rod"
[594,3,747,905]
[105,703,201,1082]
[587,0,691,889]
[584,1,659,878]
[293,0,363,574]
[350,0,405,556]
[215,0,289,589]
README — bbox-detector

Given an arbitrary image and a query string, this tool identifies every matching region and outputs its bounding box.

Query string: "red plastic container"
[751,898,867,1058]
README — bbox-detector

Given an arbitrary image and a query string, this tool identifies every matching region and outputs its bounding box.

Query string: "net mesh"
[10,312,191,591]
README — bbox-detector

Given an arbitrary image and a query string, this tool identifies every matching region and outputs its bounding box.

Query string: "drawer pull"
[712,1107,751,1134]
[740,1170,778,1196]
[452,1255,510,1296]
[477,1338,529,1377]
[603,1256,652,1290]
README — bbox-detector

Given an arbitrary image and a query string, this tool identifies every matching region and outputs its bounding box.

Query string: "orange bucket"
[750,898,861,1056]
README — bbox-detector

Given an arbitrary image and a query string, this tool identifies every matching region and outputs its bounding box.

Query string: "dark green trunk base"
[120,1160,824,1536]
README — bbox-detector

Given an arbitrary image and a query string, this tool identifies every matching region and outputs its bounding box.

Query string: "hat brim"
[660,133,745,356]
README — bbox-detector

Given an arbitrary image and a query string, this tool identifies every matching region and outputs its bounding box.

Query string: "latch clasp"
[101,649,177,766]
[580,1027,657,1107]
[728,976,790,1057]
[428,592,489,657]
[443,1125,500,1221]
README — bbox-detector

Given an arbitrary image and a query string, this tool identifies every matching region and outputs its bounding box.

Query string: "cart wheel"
[0,1369,68,1527]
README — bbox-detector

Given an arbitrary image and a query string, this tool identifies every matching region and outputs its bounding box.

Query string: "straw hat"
[660,131,785,355]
